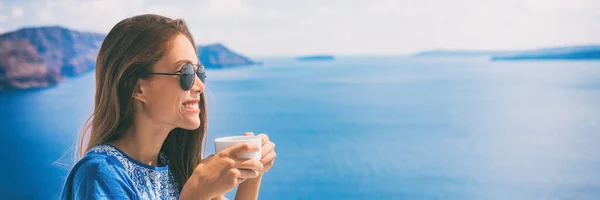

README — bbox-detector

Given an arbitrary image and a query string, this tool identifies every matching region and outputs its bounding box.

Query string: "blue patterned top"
[60,144,180,200]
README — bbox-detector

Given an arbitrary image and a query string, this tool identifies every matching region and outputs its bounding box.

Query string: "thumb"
[244,132,254,136]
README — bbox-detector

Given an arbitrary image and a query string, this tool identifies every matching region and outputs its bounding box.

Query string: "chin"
[180,125,201,131]
[180,122,201,130]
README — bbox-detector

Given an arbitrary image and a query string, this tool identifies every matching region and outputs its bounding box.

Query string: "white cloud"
[198,0,254,18]
[2,0,599,55]
[145,4,183,19]
[265,9,288,21]
[368,0,417,17]
[33,0,146,32]
[24,0,254,33]
[12,7,23,18]
[525,0,600,14]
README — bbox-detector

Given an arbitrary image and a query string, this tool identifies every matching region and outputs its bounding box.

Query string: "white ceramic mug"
[214,136,262,160]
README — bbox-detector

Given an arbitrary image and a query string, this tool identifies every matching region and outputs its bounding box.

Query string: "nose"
[191,74,205,94]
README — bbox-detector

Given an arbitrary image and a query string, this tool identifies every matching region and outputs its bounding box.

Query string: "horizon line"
[3,25,599,57]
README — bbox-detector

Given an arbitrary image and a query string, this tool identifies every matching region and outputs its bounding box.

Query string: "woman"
[60,14,276,200]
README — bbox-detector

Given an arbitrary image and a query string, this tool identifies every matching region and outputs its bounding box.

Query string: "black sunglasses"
[147,63,206,90]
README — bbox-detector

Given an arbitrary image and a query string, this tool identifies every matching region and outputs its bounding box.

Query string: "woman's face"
[136,33,204,130]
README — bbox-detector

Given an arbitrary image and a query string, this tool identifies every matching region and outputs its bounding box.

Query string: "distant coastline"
[196,43,256,68]
[297,55,335,61]
[0,26,257,90]
[413,45,600,60]
[491,45,600,60]
[412,50,515,57]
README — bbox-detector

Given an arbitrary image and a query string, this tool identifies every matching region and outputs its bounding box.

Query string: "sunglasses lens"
[197,65,206,83]
[180,63,195,90]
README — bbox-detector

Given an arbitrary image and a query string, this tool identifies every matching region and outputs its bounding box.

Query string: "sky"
[0,0,599,56]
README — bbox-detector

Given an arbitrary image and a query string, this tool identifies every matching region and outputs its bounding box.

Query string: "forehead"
[154,34,198,71]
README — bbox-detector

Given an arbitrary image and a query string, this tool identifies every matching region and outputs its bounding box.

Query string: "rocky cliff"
[0,26,104,89]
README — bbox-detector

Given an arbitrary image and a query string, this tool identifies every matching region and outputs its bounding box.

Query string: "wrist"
[240,174,263,186]
[180,179,213,200]
[235,175,262,200]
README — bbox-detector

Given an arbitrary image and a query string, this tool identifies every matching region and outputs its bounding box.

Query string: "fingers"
[226,167,258,178]
[244,132,270,146]
[258,133,269,145]
[264,158,275,168]
[226,168,257,182]
[261,141,275,157]
[261,151,276,164]
[233,158,263,171]
[238,169,259,179]
[237,178,247,183]
[225,143,260,158]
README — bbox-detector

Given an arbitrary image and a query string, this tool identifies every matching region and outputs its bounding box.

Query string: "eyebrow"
[174,59,196,70]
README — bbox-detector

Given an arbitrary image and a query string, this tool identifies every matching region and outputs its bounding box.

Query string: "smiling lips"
[183,100,200,112]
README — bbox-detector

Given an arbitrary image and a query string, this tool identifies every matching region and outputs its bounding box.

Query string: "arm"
[234,173,263,200]
[61,156,136,200]
[180,144,263,200]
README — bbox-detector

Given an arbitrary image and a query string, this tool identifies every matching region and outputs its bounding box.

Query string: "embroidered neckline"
[93,144,170,171]
[87,143,179,199]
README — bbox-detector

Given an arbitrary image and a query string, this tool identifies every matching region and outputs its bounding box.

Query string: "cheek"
[146,84,182,119]
[144,80,200,129]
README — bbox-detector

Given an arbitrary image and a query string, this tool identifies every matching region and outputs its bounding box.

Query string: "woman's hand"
[244,132,276,174]
[233,132,277,200]
[180,143,264,200]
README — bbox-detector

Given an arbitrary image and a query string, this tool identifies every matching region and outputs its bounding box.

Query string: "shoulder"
[61,146,136,200]
[72,152,129,182]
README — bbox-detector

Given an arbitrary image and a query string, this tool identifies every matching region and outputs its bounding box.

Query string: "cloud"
[197,0,254,18]
[32,0,147,32]
[525,0,600,13]
[2,0,599,55]
[145,4,183,19]
[12,7,23,18]
[368,0,417,17]
[265,9,289,21]
[21,0,254,33]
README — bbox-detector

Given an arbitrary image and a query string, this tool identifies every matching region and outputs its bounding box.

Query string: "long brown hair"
[76,14,207,192]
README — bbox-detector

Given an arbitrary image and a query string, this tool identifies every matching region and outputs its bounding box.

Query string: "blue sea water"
[1,56,600,199]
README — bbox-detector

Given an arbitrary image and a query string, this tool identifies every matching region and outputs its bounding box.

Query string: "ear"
[132,79,148,103]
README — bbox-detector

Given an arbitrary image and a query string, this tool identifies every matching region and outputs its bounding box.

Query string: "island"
[412,50,516,57]
[491,45,600,60]
[0,26,104,90]
[0,26,257,90]
[197,44,255,68]
[412,45,600,60]
[297,55,335,61]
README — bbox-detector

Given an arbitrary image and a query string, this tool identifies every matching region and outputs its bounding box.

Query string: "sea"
[1,56,599,199]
